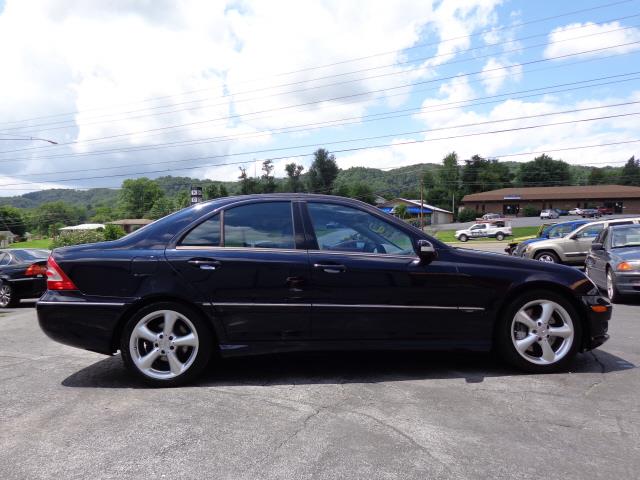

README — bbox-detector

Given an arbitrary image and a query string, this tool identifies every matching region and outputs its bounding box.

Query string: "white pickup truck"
[455,222,512,242]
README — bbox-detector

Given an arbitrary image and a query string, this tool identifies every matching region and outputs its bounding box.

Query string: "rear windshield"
[11,250,49,262]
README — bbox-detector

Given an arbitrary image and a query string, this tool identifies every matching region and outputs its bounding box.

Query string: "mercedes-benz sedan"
[37,194,611,386]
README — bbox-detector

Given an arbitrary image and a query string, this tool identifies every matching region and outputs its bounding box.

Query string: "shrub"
[104,224,126,240]
[50,230,105,249]
[456,209,477,222]
[522,206,540,217]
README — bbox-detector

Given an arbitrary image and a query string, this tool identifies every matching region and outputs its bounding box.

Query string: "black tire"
[496,290,582,373]
[534,250,560,264]
[606,267,623,303]
[120,302,213,387]
[0,282,19,308]
[459,234,468,242]
[495,232,505,241]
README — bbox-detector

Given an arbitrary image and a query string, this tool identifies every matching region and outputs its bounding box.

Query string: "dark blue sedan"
[37,194,611,386]
[586,224,640,302]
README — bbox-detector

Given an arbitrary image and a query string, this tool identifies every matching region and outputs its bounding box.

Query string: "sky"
[0,0,639,194]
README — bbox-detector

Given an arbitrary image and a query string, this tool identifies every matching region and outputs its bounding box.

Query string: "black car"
[585,224,640,302]
[37,194,611,386]
[0,249,50,308]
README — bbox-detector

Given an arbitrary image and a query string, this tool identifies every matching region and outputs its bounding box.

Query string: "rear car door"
[563,222,604,264]
[303,201,468,341]
[165,200,312,342]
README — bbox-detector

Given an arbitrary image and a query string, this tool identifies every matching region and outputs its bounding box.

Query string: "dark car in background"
[0,249,50,308]
[37,194,611,387]
[581,208,601,218]
[585,224,640,302]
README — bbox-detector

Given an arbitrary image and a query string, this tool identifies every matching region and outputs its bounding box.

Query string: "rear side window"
[224,202,294,249]
[577,224,603,238]
[180,214,220,246]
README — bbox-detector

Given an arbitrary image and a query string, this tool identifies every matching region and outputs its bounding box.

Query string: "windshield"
[611,225,640,248]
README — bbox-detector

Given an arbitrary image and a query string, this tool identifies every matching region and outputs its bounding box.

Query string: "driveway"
[0,301,638,480]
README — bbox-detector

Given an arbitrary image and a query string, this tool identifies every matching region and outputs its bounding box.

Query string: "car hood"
[453,245,577,273]
[518,237,545,247]
[611,246,640,261]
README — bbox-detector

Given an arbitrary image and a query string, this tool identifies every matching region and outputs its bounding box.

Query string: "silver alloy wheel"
[0,285,11,308]
[511,299,574,366]
[129,309,199,380]
[607,271,615,299]
[537,254,556,263]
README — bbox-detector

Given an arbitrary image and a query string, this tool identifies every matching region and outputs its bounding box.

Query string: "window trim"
[302,200,418,258]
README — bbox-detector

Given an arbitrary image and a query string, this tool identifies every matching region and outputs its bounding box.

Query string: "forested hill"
[0,161,627,209]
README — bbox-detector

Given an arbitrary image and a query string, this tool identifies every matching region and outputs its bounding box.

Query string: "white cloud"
[479,58,522,94]
[544,21,640,60]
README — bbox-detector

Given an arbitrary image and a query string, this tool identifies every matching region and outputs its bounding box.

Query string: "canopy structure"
[59,223,105,231]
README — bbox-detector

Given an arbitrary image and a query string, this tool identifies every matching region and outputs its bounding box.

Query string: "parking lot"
[1,296,638,480]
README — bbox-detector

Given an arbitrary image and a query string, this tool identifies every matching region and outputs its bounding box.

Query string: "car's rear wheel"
[497,290,581,373]
[606,268,622,303]
[459,234,468,242]
[0,283,18,308]
[120,302,213,387]
[534,251,559,263]
[495,232,505,241]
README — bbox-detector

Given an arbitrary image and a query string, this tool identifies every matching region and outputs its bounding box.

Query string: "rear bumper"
[7,277,46,299]
[579,295,612,351]
[36,291,131,355]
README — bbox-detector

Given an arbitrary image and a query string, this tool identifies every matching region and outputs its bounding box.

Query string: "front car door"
[165,200,312,342]
[586,229,610,288]
[302,200,469,341]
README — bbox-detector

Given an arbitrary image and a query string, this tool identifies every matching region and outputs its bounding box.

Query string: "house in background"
[378,198,454,225]
[107,219,153,234]
[0,230,16,248]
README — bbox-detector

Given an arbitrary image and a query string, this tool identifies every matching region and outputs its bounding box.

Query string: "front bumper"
[579,295,612,351]
[614,271,640,294]
[37,291,131,355]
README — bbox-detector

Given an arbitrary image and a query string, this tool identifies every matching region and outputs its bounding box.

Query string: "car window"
[11,250,49,262]
[308,202,414,255]
[611,225,640,248]
[577,224,603,238]
[0,253,9,266]
[548,224,573,238]
[471,224,485,230]
[224,202,295,249]
[180,214,220,246]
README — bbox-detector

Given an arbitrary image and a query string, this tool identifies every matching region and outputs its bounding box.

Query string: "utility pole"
[420,179,425,230]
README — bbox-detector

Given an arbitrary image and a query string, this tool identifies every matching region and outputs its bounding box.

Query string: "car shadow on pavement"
[61,348,635,389]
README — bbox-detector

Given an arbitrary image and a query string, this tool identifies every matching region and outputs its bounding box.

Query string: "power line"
[3,70,638,165]
[1,0,631,128]
[0,110,638,188]
[5,16,639,135]
[3,39,640,156]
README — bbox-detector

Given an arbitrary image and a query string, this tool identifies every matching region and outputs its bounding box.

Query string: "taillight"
[46,256,78,291]
[25,264,48,276]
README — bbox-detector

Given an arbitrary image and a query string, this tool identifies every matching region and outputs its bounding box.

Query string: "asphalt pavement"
[0,299,638,480]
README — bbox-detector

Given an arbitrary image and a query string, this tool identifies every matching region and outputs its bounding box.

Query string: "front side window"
[224,202,294,249]
[577,224,603,238]
[307,202,414,255]
[180,214,220,246]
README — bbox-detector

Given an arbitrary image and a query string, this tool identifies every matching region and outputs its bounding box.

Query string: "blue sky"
[0,0,638,193]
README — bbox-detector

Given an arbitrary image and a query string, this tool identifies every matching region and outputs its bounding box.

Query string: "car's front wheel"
[458,234,468,242]
[120,302,213,387]
[497,290,581,373]
[495,232,505,241]
[606,268,622,303]
[534,251,559,263]
[0,283,18,308]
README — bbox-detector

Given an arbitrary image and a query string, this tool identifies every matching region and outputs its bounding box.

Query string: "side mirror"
[591,242,604,251]
[417,239,437,264]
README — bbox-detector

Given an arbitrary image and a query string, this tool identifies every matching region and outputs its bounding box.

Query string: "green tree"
[0,205,26,236]
[119,177,164,218]
[203,183,219,200]
[90,205,117,223]
[148,197,174,219]
[308,148,339,193]
[394,204,409,219]
[260,159,276,193]
[588,168,606,185]
[619,156,640,186]
[104,224,126,240]
[219,184,229,197]
[462,155,512,195]
[349,183,376,204]
[517,154,570,187]
[238,167,259,194]
[284,162,305,192]
[32,201,86,235]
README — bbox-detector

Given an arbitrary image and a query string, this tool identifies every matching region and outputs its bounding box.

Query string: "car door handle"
[187,259,221,270]
[313,263,346,274]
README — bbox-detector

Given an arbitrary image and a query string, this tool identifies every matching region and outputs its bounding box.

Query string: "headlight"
[617,261,640,271]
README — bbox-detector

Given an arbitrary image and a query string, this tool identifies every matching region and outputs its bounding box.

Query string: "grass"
[435,226,540,243]
[6,238,51,249]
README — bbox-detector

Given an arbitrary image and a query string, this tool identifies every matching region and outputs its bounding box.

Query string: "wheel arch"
[533,248,561,261]
[491,280,591,352]
[110,294,221,353]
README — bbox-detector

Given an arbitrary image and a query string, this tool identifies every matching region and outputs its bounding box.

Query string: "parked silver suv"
[522,217,640,264]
